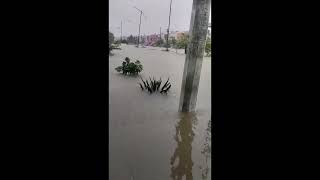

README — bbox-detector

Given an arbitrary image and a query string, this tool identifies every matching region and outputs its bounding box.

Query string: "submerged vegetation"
[138,77,171,94]
[115,57,143,75]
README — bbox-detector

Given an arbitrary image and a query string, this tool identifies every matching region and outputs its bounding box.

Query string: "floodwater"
[109,44,211,180]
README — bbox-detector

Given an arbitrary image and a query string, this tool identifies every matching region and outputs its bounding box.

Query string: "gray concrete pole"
[138,11,142,47]
[166,0,173,51]
[179,0,211,112]
[120,21,122,42]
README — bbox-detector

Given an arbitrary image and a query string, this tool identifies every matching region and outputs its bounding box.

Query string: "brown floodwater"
[109,45,211,180]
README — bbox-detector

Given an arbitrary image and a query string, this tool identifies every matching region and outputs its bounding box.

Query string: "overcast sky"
[109,0,210,37]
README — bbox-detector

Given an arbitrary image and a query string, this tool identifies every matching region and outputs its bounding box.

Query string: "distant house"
[144,34,160,46]
[176,31,189,41]
[169,31,179,39]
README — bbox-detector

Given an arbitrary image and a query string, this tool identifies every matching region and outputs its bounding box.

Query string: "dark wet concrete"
[109,44,211,180]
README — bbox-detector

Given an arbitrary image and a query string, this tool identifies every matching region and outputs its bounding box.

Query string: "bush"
[177,34,189,49]
[121,39,128,44]
[138,77,171,94]
[171,38,177,49]
[155,39,164,47]
[115,57,143,75]
[109,32,114,54]
[164,44,171,48]
[114,40,121,45]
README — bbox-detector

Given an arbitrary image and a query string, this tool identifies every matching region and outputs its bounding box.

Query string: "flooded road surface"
[109,44,211,180]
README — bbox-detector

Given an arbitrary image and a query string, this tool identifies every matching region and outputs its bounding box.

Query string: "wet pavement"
[109,44,211,180]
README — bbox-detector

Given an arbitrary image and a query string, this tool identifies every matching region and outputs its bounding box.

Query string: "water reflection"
[170,112,197,180]
[199,120,211,180]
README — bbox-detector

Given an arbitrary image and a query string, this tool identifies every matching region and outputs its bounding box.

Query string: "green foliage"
[121,39,128,44]
[115,57,143,75]
[114,40,121,44]
[155,39,164,47]
[127,35,137,44]
[110,44,121,50]
[109,32,115,54]
[171,38,177,48]
[138,77,171,94]
[164,43,171,48]
[109,32,114,46]
[177,34,189,49]
[141,37,145,44]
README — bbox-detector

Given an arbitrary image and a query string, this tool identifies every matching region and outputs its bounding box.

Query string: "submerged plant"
[115,57,143,75]
[138,77,172,94]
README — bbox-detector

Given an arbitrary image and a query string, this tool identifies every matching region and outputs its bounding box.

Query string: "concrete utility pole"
[179,0,211,112]
[160,27,162,40]
[166,0,173,51]
[133,6,143,48]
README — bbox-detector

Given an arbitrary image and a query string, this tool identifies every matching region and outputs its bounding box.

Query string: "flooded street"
[109,44,211,180]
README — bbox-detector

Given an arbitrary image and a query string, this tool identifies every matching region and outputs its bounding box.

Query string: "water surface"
[109,45,211,180]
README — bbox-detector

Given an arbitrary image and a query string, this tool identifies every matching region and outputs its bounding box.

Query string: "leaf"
[138,83,144,90]
[146,80,150,89]
[161,78,170,91]
[140,77,147,89]
[157,80,161,91]
[164,84,171,93]
[125,57,130,64]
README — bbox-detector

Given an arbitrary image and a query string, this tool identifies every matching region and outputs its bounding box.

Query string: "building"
[143,34,161,46]
[169,31,179,39]
[163,31,180,40]
[176,31,189,41]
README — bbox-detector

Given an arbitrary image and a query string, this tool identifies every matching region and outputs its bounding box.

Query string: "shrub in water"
[115,57,143,75]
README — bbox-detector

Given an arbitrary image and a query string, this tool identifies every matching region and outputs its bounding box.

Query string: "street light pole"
[133,6,143,48]
[166,0,173,51]
[138,11,142,47]
[120,21,122,42]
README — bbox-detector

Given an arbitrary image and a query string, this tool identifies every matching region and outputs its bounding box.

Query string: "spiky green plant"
[138,77,171,94]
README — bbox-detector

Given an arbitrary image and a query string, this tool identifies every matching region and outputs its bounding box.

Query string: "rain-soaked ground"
[109,44,211,180]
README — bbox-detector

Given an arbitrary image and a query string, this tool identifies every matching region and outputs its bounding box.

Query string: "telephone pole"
[166,0,173,51]
[179,0,211,112]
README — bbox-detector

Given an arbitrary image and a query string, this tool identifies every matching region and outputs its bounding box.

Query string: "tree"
[109,32,114,54]
[121,39,128,44]
[127,35,135,44]
[171,38,177,52]
[114,40,121,45]
[155,39,164,47]
[109,32,114,45]
[177,34,189,49]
